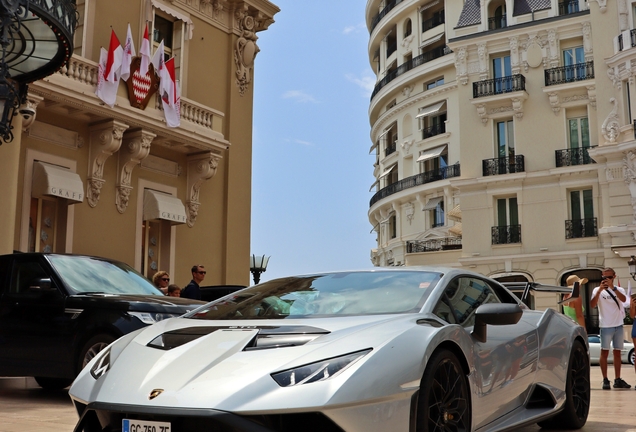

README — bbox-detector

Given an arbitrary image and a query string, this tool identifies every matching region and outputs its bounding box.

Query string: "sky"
[250,0,377,282]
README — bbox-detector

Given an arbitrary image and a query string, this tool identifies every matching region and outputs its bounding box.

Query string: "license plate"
[122,419,171,432]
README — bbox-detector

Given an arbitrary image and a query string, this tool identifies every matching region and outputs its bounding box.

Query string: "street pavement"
[0,366,635,432]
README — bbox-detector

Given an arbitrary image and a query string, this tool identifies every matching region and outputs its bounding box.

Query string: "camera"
[19,105,35,120]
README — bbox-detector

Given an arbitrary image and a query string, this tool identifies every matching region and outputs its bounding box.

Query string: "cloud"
[342,23,366,35]
[284,138,314,147]
[346,72,376,97]
[282,90,318,103]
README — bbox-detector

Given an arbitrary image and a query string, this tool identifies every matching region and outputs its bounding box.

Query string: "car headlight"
[90,348,111,379]
[129,311,181,324]
[271,349,371,387]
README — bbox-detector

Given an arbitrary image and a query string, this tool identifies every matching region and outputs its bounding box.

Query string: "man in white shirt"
[591,267,631,390]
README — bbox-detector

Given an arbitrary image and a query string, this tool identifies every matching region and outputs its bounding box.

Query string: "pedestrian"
[167,284,181,297]
[152,271,170,295]
[181,265,206,300]
[591,267,631,390]
[563,275,586,329]
[630,290,636,387]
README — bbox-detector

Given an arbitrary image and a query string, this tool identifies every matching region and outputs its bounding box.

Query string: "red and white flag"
[139,23,151,77]
[151,40,165,77]
[161,57,180,128]
[120,24,136,81]
[96,30,123,107]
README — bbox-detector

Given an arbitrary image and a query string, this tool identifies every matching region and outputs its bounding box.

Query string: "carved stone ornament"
[607,66,621,89]
[186,152,222,227]
[589,0,607,13]
[477,43,488,80]
[87,120,130,208]
[601,98,621,144]
[454,47,468,85]
[405,202,415,225]
[400,139,414,154]
[20,92,43,132]
[548,92,560,114]
[623,151,636,223]
[402,85,414,98]
[234,8,260,96]
[116,129,156,213]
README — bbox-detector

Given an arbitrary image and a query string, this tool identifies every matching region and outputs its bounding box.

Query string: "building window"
[426,77,444,90]
[568,117,590,149]
[151,7,188,83]
[567,189,596,238]
[386,26,397,57]
[404,19,412,37]
[389,215,397,239]
[492,55,512,92]
[493,197,520,244]
[488,2,507,30]
[624,80,632,122]
[384,123,398,157]
[421,7,444,33]
[420,149,448,174]
[496,119,515,158]
[432,200,445,227]
[562,46,586,81]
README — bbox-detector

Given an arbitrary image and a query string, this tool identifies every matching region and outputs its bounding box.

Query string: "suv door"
[0,255,74,378]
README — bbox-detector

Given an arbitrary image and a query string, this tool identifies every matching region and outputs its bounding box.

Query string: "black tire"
[34,376,73,390]
[416,349,470,432]
[78,334,115,373]
[537,340,590,430]
[629,349,635,366]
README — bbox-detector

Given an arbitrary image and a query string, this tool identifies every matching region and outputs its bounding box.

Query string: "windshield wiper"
[75,291,107,295]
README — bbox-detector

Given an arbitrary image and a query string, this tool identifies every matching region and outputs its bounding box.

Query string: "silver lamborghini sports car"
[69,268,590,432]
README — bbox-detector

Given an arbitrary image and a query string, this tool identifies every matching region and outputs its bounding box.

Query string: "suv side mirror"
[29,278,55,292]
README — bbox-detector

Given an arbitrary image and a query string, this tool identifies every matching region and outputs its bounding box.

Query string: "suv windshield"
[48,255,162,295]
[186,271,441,320]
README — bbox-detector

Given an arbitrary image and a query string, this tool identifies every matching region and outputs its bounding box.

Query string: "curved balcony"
[371,46,451,101]
[370,164,460,207]
[370,0,407,33]
[618,29,636,51]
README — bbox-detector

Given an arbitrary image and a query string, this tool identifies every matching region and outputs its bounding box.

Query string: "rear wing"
[501,281,579,305]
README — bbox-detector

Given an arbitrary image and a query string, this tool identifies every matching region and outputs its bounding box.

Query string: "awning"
[417,145,447,162]
[369,179,379,191]
[416,101,446,119]
[379,164,396,179]
[32,161,84,204]
[422,196,443,211]
[150,0,194,39]
[143,189,187,225]
[448,204,461,221]
[369,141,378,154]
[420,0,440,11]
[449,222,462,236]
[420,32,444,49]
[377,129,391,140]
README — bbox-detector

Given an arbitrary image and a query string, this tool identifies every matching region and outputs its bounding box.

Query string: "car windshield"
[186,271,441,320]
[48,255,162,295]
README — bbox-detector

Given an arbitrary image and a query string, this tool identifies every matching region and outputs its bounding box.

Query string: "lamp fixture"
[628,256,636,281]
[250,254,270,285]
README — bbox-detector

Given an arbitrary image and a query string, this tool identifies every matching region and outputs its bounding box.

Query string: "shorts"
[600,326,624,350]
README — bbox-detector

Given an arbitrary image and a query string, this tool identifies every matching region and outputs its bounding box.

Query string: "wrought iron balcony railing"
[488,15,507,30]
[555,146,596,167]
[618,29,636,51]
[544,61,594,86]
[482,155,525,176]
[422,12,445,32]
[370,164,460,207]
[492,225,521,245]
[370,0,406,33]
[407,237,462,253]
[372,46,450,100]
[422,122,446,139]
[385,141,397,157]
[558,0,580,15]
[473,74,525,98]
[565,218,597,239]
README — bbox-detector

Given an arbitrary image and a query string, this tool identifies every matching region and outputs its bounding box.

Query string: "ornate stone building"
[366,0,636,331]
[0,0,279,286]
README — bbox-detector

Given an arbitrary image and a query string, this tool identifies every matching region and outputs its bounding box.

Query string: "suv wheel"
[78,334,115,372]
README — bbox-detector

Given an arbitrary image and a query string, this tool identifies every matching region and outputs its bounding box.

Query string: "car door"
[0,255,74,377]
[433,276,538,428]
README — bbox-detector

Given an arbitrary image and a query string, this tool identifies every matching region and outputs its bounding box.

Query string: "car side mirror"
[472,303,523,343]
[28,278,55,292]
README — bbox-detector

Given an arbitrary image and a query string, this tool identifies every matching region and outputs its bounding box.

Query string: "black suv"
[0,253,205,389]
